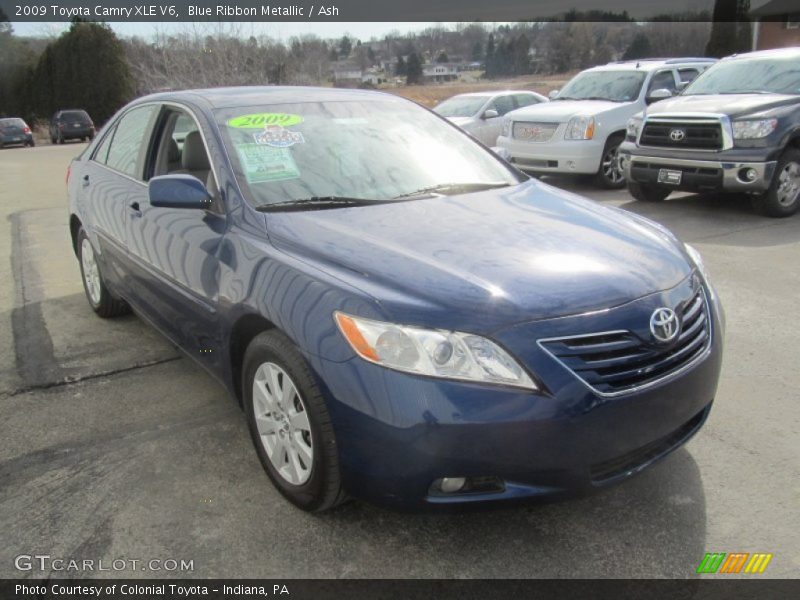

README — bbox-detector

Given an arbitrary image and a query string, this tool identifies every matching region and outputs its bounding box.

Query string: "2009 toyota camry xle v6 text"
[67,87,724,511]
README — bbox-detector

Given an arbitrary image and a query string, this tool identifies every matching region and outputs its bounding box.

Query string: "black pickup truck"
[620,47,800,217]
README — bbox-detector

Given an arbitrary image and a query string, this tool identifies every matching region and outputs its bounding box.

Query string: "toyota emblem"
[650,307,680,343]
[669,128,686,142]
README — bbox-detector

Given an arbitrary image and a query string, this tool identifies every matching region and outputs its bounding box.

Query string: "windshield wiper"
[393,182,511,199]
[255,196,383,212]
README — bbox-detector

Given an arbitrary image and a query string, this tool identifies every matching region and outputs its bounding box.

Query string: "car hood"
[265,180,692,332]
[645,93,800,118]
[445,116,477,129]
[509,99,628,122]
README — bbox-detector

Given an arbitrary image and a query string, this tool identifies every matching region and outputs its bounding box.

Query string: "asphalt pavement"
[1,143,798,578]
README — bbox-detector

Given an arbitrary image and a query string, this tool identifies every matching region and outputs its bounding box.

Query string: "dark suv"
[49,109,95,144]
[620,48,800,217]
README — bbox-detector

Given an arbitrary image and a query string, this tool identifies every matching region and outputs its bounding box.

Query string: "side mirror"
[149,174,212,209]
[490,146,511,160]
[646,88,673,104]
[483,109,499,120]
[548,89,559,100]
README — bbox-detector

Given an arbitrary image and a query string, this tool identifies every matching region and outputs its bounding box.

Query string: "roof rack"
[609,57,715,65]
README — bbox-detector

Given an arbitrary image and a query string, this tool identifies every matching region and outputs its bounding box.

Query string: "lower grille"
[640,120,723,150]
[512,157,558,169]
[590,407,707,483]
[539,288,710,396]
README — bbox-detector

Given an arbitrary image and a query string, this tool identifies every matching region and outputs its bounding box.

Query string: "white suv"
[496,58,716,188]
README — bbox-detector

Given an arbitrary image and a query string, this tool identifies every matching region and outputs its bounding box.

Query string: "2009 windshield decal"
[228,114,304,129]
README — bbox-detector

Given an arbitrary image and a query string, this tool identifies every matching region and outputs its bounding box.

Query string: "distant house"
[332,63,363,87]
[751,0,800,50]
[422,63,459,83]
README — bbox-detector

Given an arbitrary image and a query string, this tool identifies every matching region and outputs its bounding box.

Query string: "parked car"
[0,117,34,148]
[497,58,716,188]
[621,47,800,218]
[49,109,95,144]
[68,86,723,511]
[434,91,548,146]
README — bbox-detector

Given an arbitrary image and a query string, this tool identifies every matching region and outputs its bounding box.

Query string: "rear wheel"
[243,330,346,512]
[628,181,671,202]
[57,132,64,144]
[77,228,129,318]
[752,148,800,218]
[594,135,626,189]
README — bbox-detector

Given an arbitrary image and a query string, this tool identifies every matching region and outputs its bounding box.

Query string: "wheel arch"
[229,313,277,405]
[69,214,82,257]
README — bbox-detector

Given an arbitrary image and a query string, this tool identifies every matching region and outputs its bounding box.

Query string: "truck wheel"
[595,135,626,189]
[752,149,800,218]
[628,181,671,202]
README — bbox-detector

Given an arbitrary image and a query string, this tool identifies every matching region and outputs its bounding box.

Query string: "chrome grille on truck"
[538,288,710,396]
[640,120,723,150]
[513,121,559,142]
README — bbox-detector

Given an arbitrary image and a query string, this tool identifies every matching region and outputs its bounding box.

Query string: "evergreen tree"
[436,51,449,63]
[395,55,406,76]
[705,0,751,58]
[622,32,654,60]
[405,52,423,85]
[338,35,352,58]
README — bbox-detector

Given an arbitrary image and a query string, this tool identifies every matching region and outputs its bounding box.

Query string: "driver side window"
[648,70,678,94]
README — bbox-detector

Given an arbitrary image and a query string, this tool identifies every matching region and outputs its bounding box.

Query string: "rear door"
[81,105,158,290]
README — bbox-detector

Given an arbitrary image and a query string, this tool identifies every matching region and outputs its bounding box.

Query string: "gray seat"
[176,130,210,184]
[167,138,181,172]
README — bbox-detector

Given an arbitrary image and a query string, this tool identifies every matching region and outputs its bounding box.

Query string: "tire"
[28,140,35,147]
[628,181,671,202]
[57,132,63,144]
[594,134,627,189]
[751,148,800,218]
[50,134,56,144]
[243,330,346,512]
[76,228,129,318]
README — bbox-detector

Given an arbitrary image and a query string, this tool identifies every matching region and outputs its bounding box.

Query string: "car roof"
[134,86,409,109]
[587,58,716,73]
[722,47,800,61]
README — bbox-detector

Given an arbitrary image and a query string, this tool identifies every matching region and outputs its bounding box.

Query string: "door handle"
[82,174,90,188]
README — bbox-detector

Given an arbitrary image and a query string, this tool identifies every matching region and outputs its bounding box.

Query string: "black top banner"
[0,0,775,23]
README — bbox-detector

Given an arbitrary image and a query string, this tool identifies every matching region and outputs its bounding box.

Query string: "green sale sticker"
[228,113,304,129]
[235,143,301,183]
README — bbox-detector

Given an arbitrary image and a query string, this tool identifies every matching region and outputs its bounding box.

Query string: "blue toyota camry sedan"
[67,87,724,511]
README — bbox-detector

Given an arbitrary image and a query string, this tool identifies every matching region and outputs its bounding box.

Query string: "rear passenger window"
[491,96,515,116]
[92,126,116,165]
[104,105,157,179]
[678,68,700,84]
[513,94,541,109]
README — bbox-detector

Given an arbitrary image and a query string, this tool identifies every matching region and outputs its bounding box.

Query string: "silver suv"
[497,58,716,188]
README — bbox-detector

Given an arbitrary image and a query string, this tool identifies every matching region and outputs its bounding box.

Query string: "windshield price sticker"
[228,113,304,129]
[235,144,301,183]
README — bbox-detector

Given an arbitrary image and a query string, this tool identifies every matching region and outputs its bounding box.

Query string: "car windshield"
[683,56,800,95]
[0,118,26,128]
[215,99,519,209]
[556,70,646,102]
[433,95,489,117]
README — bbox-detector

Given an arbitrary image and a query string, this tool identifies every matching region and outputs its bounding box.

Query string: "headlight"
[502,119,512,137]
[732,118,777,139]
[564,116,595,140]
[626,116,643,139]
[334,312,537,390]
[684,243,711,283]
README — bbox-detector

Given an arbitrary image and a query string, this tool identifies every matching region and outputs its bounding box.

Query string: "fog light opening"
[430,476,505,496]
[738,167,758,183]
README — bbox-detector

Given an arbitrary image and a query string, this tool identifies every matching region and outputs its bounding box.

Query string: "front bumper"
[621,142,777,193]
[497,133,603,175]
[307,278,724,510]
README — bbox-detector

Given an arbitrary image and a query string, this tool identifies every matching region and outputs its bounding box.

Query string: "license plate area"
[658,168,682,185]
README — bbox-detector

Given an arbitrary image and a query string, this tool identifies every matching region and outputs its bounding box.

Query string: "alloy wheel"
[252,362,314,486]
[776,161,800,207]
[80,238,102,305]
[602,144,625,184]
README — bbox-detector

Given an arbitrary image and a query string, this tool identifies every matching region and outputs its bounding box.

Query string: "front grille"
[513,121,559,142]
[512,157,558,169]
[539,288,710,396]
[590,407,707,483]
[640,120,723,150]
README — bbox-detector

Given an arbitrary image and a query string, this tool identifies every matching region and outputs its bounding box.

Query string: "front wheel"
[594,135,626,189]
[77,228,129,318]
[243,331,346,512]
[628,181,671,202]
[752,148,800,218]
